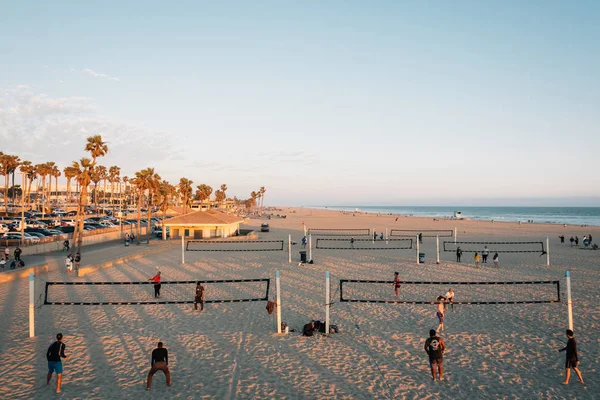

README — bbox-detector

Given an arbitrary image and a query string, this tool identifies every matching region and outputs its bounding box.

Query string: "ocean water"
[318,206,600,227]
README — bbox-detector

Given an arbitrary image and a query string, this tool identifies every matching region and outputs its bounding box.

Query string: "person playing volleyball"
[393,272,401,299]
[436,296,445,332]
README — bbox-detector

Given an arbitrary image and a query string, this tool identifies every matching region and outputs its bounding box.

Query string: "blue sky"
[1,1,599,206]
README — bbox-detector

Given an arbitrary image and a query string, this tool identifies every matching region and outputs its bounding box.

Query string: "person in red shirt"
[149,271,161,298]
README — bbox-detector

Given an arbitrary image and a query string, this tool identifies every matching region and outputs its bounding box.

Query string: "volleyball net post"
[372,227,375,244]
[288,234,292,264]
[309,234,312,262]
[454,227,457,244]
[546,236,550,266]
[325,271,330,336]
[416,235,420,264]
[29,273,35,338]
[565,270,573,331]
[181,236,185,264]
[436,235,440,264]
[276,270,282,333]
[385,228,388,244]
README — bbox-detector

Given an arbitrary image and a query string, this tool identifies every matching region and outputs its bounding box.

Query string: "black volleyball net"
[443,241,546,254]
[340,279,560,304]
[44,278,270,305]
[308,228,371,237]
[186,240,284,252]
[390,229,453,238]
[316,238,413,250]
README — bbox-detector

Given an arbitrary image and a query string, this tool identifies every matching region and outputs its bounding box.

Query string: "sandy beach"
[1,207,598,399]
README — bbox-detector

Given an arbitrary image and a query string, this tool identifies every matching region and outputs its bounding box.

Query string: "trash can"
[419,253,425,263]
[300,250,307,263]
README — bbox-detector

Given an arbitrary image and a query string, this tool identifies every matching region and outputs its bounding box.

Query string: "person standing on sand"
[569,236,574,246]
[350,237,355,249]
[575,236,579,246]
[46,333,68,393]
[444,289,454,311]
[393,272,401,299]
[373,231,377,241]
[149,271,161,298]
[74,252,81,271]
[194,283,205,311]
[559,235,565,244]
[558,329,584,385]
[147,342,171,391]
[493,253,499,268]
[14,246,22,262]
[456,247,462,262]
[301,236,307,249]
[474,252,481,268]
[424,329,446,381]
[418,233,423,244]
[436,296,445,332]
[4,246,9,261]
[482,246,489,263]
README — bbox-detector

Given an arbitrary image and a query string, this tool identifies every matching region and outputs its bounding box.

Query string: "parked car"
[0,224,8,234]
[261,223,270,232]
[2,232,41,243]
[26,232,46,239]
[53,209,67,215]
[61,219,77,227]
[58,226,75,234]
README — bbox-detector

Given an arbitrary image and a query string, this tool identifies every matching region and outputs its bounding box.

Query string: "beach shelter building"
[162,210,245,239]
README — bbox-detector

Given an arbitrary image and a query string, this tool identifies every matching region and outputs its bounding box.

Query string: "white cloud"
[0,86,175,174]
[82,68,120,82]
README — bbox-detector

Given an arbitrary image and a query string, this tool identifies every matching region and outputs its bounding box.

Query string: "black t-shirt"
[195,286,204,300]
[14,248,21,256]
[566,338,578,361]
[151,348,168,365]
[47,341,66,362]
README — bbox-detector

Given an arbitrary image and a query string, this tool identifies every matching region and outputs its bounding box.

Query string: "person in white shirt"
[436,296,445,333]
[444,289,454,311]
[65,254,73,272]
[493,253,499,268]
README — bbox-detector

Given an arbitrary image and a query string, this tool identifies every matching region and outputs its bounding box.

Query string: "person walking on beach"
[424,329,446,381]
[418,233,423,244]
[588,234,593,245]
[569,236,574,246]
[559,235,565,245]
[493,253,499,268]
[380,232,384,241]
[194,283,205,311]
[393,272,401,299]
[436,296,445,332]
[14,246,22,262]
[575,236,579,246]
[4,246,9,261]
[474,252,481,268]
[65,254,73,272]
[482,246,489,263]
[46,333,68,393]
[350,237,355,249]
[74,252,81,271]
[444,289,454,311]
[149,271,161,298]
[301,236,307,249]
[147,342,171,391]
[558,329,584,385]
[373,231,377,241]
[456,247,462,262]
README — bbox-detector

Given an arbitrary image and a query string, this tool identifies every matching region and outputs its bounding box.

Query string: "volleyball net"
[44,278,271,305]
[308,228,371,237]
[186,240,284,252]
[316,238,413,250]
[390,229,453,238]
[443,241,546,254]
[340,279,560,304]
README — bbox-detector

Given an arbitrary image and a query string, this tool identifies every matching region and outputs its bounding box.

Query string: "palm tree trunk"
[4,174,8,211]
[147,192,152,242]
[136,190,142,244]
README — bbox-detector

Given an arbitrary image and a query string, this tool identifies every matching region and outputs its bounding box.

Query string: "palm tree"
[35,163,50,216]
[19,161,36,208]
[0,153,21,210]
[71,158,94,254]
[63,166,78,208]
[51,165,61,205]
[178,178,193,213]
[85,135,108,166]
[132,168,158,243]
[122,176,129,207]
[259,186,266,211]
[195,184,213,207]
[90,165,106,210]
[157,180,177,240]
[108,166,121,207]
[250,191,258,212]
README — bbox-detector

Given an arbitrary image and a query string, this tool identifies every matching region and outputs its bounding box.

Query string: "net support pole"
[29,273,35,338]
[304,223,307,237]
[309,234,312,262]
[565,270,573,331]
[181,236,185,264]
[276,270,282,333]
[386,228,388,244]
[372,228,375,244]
[416,235,420,264]
[436,235,440,264]
[325,271,330,336]
[546,236,550,266]
[454,227,457,243]
[288,234,292,263]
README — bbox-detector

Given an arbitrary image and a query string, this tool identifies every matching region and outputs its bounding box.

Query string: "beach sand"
[1,207,598,399]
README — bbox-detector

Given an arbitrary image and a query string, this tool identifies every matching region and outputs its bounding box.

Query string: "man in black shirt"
[424,329,446,381]
[559,329,584,384]
[147,341,171,390]
[46,333,68,393]
[14,246,22,262]
[194,283,205,311]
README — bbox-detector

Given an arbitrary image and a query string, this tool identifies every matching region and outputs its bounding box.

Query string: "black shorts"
[566,359,579,369]
[429,358,443,368]
[194,297,203,303]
